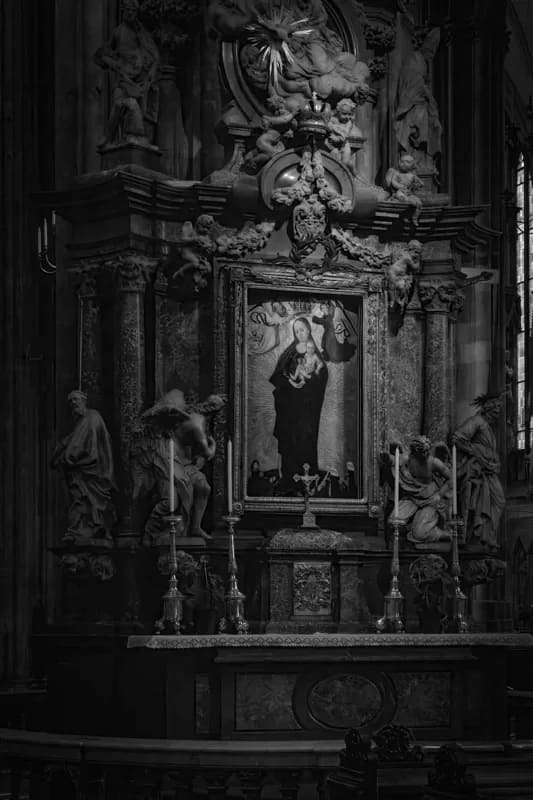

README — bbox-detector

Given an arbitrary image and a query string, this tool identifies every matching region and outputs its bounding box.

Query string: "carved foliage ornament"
[167,216,275,292]
[60,553,116,581]
[271,150,352,262]
[293,562,331,615]
[418,282,465,315]
[139,0,201,59]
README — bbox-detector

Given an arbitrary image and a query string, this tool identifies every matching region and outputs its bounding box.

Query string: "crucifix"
[293,463,319,528]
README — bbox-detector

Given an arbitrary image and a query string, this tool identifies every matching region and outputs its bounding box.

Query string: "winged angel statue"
[380,436,453,546]
[130,389,225,543]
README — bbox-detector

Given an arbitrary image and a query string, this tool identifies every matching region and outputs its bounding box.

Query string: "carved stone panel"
[308,673,383,729]
[293,562,332,617]
[391,671,451,728]
[235,673,300,731]
[194,674,211,735]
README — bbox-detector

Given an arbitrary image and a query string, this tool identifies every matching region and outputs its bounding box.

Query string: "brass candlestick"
[376,519,405,633]
[444,515,468,633]
[155,514,184,635]
[218,513,248,635]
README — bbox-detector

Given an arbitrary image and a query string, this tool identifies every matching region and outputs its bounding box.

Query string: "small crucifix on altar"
[293,463,319,528]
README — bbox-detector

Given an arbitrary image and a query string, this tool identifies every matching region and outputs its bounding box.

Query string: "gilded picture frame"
[215,261,386,519]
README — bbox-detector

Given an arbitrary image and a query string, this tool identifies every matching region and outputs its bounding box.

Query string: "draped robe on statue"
[454,414,505,549]
[395,459,450,544]
[52,409,117,542]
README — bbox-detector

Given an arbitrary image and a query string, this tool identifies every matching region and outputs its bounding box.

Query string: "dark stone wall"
[0,0,56,680]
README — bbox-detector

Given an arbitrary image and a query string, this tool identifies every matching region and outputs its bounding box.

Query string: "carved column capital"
[419,282,465,317]
[116,260,148,293]
[77,270,99,298]
[72,261,102,296]
[107,254,157,292]
[153,264,169,295]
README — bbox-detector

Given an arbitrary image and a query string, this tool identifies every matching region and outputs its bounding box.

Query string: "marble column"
[153,266,169,400]
[419,281,464,443]
[114,257,150,536]
[76,267,103,407]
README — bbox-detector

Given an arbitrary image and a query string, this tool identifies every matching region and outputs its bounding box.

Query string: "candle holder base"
[376,520,405,634]
[443,515,468,634]
[154,514,185,636]
[376,591,405,634]
[218,513,249,636]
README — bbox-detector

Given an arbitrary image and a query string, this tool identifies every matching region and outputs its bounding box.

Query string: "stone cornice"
[39,167,501,263]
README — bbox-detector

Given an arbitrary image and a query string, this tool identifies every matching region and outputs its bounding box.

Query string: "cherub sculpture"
[385,154,424,226]
[325,98,363,174]
[380,436,453,546]
[243,95,296,174]
[170,215,275,292]
[171,216,218,292]
[386,239,422,310]
[130,389,225,543]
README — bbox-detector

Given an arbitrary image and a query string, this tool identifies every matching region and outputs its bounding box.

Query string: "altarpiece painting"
[216,263,385,518]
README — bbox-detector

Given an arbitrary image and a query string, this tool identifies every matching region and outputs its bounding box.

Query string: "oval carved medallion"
[308,673,383,728]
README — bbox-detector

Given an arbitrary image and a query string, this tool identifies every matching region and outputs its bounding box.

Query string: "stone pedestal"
[266,528,362,633]
[99,142,162,172]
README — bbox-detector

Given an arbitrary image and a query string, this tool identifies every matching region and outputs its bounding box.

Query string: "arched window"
[515,153,533,453]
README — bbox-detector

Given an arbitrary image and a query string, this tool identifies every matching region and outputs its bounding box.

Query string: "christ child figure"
[289,341,323,387]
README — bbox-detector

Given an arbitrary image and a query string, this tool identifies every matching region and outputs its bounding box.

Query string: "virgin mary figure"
[270,317,328,484]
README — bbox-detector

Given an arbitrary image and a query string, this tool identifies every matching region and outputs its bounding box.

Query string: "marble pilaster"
[153,266,169,400]
[114,257,151,536]
[419,281,464,443]
[387,305,424,444]
[76,267,102,406]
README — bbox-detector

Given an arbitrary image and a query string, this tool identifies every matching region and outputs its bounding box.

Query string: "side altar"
[33,0,522,743]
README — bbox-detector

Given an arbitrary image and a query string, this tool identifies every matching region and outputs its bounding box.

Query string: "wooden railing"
[0,729,532,800]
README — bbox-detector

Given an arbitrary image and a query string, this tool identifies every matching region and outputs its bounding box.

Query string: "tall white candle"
[452,444,457,516]
[52,210,56,227]
[394,447,400,520]
[227,438,233,514]
[169,437,175,513]
[43,218,48,248]
[37,226,42,253]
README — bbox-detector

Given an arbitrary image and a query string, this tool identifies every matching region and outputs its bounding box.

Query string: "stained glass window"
[515,153,533,451]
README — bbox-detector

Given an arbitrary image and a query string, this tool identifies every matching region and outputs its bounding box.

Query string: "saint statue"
[94,0,160,147]
[51,391,117,545]
[393,28,442,175]
[452,394,505,550]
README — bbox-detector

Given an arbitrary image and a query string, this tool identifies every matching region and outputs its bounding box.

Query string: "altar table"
[123,633,533,741]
